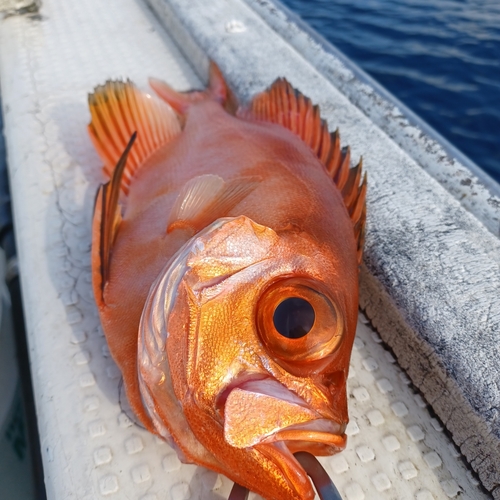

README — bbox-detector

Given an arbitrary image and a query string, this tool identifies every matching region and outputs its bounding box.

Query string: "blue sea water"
[280,0,500,185]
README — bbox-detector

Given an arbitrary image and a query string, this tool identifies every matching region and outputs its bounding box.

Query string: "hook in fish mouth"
[228,452,344,500]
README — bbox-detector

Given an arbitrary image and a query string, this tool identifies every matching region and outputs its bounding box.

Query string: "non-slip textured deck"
[0,0,494,498]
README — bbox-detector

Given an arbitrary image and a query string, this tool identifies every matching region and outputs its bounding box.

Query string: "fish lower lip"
[274,430,345,447]
[264,419,346,447]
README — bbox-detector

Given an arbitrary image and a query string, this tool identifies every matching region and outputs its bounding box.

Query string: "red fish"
[89,63,366,500]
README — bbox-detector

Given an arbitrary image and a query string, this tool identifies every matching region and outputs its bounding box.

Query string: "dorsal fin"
[92,133,136,300]
[167,174,260,236]
[88,80,181,194]
[239,78,367,262]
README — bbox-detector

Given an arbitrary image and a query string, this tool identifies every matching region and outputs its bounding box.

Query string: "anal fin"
[167,174,260,236]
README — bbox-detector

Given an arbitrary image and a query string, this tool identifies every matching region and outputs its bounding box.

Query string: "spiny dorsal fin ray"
[240,78,367,260]
[326,129,341,177]
[96,133,137,295]
[342,158,362,208]
[88,80,181,194]
[335,146,351,191]
[167,174,260,236]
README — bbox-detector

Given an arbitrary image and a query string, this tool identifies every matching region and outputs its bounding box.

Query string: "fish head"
[138,215,358,499]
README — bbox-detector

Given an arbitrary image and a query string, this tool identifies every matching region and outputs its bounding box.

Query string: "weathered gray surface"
[146,0,500,495]
[248,0,500,239]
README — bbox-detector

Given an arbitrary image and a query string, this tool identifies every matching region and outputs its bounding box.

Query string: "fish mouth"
[222,377,346,496]
[222,377,346,451]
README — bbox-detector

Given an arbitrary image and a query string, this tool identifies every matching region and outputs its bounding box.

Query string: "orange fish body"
[89,64,366,500]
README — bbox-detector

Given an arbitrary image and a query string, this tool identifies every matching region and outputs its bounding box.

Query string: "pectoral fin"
[167,174,260,236]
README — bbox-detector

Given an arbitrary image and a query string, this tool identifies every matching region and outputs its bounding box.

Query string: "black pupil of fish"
[273,298,315,339]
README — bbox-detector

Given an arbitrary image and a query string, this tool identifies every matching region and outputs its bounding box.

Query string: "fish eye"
[273,297,315,339]
[257,278,343,363]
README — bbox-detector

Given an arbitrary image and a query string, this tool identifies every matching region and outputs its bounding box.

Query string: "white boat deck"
[0,0,496,498]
